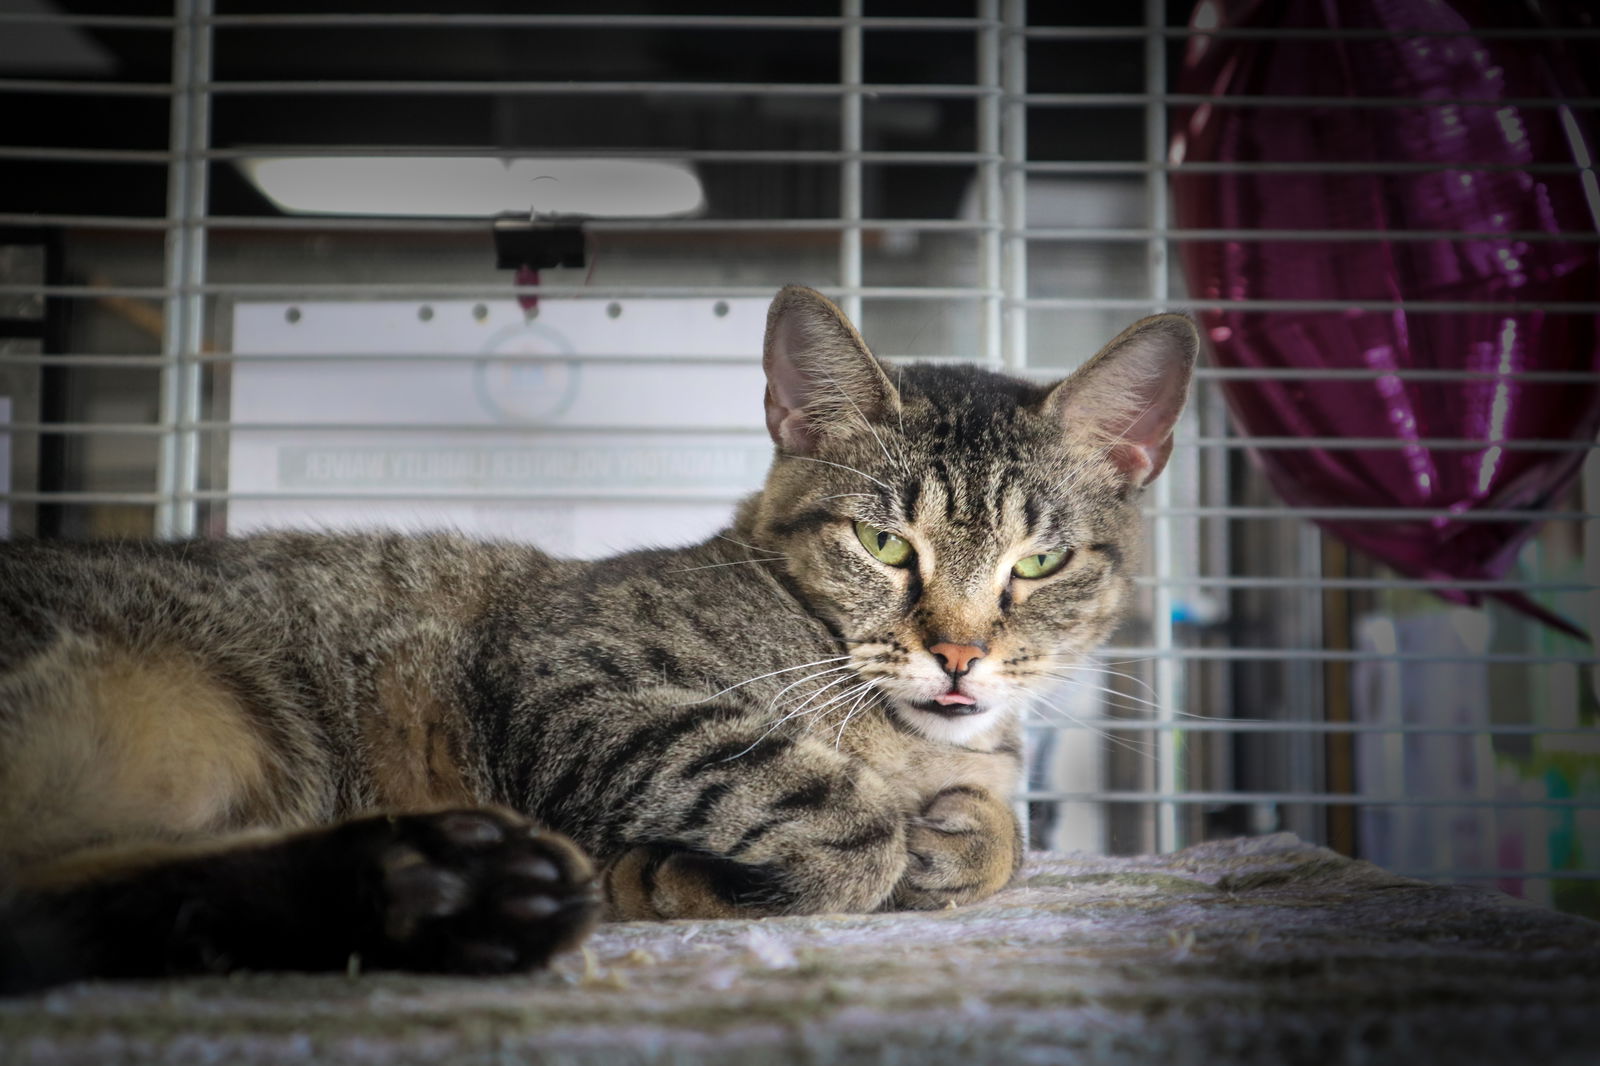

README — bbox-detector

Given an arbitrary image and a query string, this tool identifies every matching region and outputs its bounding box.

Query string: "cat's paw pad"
[371,809,600,973]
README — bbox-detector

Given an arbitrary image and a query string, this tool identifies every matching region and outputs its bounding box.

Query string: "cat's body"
[0,287,1195,991]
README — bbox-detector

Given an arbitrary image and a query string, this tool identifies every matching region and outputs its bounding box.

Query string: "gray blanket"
[3,833,1597,1065]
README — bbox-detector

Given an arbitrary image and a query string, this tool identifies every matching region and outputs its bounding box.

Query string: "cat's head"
[750,285,1196,746]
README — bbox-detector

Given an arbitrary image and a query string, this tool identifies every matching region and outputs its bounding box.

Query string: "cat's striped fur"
[0,286,1195,990]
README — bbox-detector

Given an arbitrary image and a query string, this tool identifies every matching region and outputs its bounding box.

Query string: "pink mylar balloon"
[1171,0,1600,637]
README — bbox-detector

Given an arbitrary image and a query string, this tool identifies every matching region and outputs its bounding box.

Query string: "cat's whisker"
[768,662,856,697]
[817,493,877,502]
[1087,660,1165,697]
[786,684,873,739]
[1091,665,1160,702]
[720,680,872,764]
[1034,653,1161,703]
[763,669,858,722]
[713,533,786,557]
[785,679,869,746]
[773,673,866,723]
[816,368,904,475]
[1045,688,1171,727]
[1043,653,1158,685]
[1055,395,1165,492]
[815,679,877,719]
[1039,672,1165,714]
[1135,704,1250,724]
[1039,670,1233,724]
[832,685,870,742]
[1093,656,1155,669]
[833,684,877,750]
[766,667,857,711]
[688,656,853,705]
[894,367,906,438]
[1040,681,1240,726]
[665,558,784,574]
[1026,695,1156,763]
[785,455,892,491]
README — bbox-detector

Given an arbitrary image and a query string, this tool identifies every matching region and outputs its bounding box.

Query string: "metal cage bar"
[154,0,209,539]
[1145,0,1182,855]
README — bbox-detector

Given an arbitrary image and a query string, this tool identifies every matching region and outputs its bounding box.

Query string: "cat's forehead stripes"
[895,454,1078,557]
[1022,496,1041,540]
[896,478,922,526]
[887,362,1076,532]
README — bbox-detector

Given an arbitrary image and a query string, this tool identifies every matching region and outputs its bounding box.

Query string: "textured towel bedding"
[2,833,1597,1066]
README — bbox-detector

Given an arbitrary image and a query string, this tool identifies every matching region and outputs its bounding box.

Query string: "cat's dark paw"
[0,808,602,990]
[364,809,601,974]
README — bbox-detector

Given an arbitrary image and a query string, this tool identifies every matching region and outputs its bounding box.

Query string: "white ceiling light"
[238,156,706,218]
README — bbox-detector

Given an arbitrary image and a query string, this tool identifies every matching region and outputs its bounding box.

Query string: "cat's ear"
[762,285,900,455]
[1044,313,1197,486]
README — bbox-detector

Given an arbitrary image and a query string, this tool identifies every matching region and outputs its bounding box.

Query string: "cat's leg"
[0,631,314,871]
[0,808,600,993]
[599,731,908,920]
[889,785,1023,910]
[537,692,909,920]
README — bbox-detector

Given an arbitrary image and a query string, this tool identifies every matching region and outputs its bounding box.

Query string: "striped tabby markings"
[366,652,475,810]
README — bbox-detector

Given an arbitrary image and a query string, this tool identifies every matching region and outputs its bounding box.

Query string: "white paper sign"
[228,299,773,556]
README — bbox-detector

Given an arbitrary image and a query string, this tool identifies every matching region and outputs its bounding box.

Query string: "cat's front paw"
[367,808,601,973]
[889,787,1019,911]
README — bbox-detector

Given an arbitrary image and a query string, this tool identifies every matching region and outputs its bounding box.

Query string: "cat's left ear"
[1044,313,1197,486]
[762,285,900,455]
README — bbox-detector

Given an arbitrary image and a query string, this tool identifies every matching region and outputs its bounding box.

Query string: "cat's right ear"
[762,285,900,455]
[1044,313,1197,486]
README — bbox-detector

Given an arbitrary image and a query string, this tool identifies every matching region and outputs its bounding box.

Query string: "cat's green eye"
[854,521,914,567]
[1013,550,1070,580]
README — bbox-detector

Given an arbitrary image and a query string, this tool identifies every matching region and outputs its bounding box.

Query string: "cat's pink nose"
[929,642,986,679]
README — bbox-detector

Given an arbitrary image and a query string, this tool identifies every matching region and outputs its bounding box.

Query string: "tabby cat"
[0,286,1195,992]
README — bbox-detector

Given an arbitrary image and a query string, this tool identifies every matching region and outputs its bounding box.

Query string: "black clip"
[492,216,587,271]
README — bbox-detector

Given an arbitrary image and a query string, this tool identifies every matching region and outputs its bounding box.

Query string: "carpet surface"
[2,833,1597,1066]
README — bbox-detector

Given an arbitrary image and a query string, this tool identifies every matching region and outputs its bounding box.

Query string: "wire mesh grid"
[1,1,1596,914]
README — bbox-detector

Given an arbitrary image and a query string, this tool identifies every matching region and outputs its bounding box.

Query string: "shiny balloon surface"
[1171,0,1600,632]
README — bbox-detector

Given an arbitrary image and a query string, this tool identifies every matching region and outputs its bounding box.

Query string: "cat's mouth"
[911,691,985,718]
